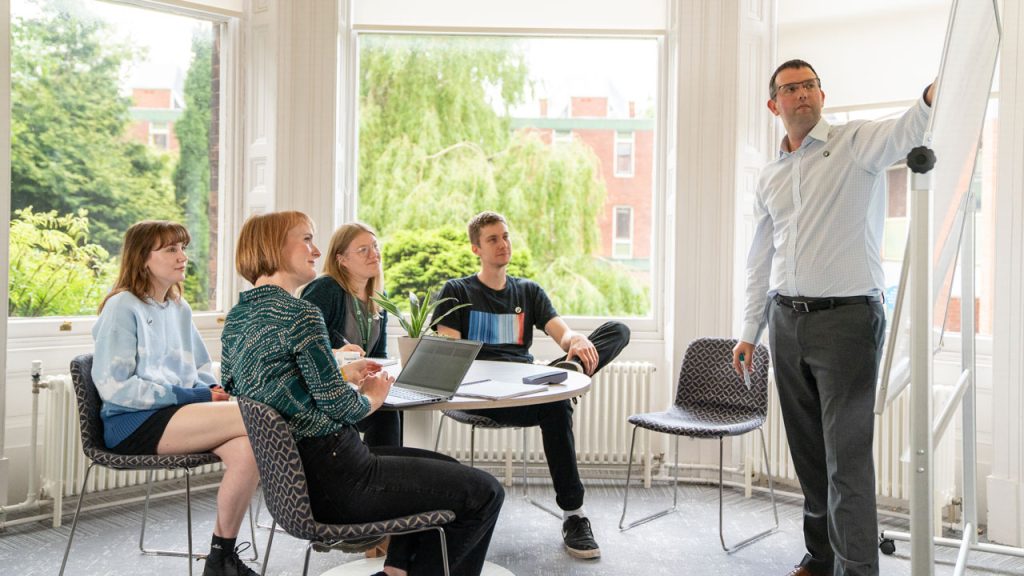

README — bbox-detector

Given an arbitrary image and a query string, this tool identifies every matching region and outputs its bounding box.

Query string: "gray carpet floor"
[2,474,1023,575]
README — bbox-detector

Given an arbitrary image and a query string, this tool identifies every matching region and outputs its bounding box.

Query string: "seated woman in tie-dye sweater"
[91,221,260,576]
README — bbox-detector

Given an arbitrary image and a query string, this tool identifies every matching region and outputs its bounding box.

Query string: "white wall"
[778,3,948,108]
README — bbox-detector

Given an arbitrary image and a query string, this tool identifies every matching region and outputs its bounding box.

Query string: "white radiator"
[434,361,658,483]
[40,375,222,501]
[764,379,956,507]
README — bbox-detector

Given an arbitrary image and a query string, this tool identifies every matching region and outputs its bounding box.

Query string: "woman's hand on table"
[341,358,383,384]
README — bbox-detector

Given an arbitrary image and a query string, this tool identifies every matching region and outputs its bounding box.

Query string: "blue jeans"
[300,428,504,576]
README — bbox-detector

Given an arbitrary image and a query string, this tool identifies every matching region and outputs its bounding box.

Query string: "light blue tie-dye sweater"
[91,291,216,448]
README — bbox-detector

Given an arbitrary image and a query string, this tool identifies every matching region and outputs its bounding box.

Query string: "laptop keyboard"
[388,386,437,402]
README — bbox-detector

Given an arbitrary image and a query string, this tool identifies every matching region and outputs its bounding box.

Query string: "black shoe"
[562,515,601,559]
[202,542,259,576]
[553,360,583,373]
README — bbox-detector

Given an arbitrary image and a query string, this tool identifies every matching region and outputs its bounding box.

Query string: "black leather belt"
[774,294,881,313]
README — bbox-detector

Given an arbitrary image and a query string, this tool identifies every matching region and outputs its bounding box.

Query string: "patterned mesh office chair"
[618,338,779,553]
[435,410,561,518]
[60,354,255,575]
[237,397,455,576]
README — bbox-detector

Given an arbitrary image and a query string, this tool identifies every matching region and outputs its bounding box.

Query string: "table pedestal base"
[320,557,514,576]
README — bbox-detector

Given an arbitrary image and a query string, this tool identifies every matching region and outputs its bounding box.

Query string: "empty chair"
[618,337,779,553]
[60,353,242,576]
[237,397,455,576]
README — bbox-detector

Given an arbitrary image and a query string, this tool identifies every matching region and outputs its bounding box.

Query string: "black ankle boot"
[202,542,258,576]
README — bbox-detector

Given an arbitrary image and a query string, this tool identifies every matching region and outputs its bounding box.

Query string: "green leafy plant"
[8,207,117,316]
[372,291,471,338]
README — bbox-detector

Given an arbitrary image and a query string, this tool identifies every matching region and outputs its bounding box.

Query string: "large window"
[355,34,658,318]
[9,0,223,317]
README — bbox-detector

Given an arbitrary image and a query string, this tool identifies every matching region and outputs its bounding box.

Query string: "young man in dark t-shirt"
[435,211,630,560]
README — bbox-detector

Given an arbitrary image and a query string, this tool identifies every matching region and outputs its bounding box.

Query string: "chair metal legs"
[719,428,778,553]
[618,426,779,554]
[518,427,562,518]
[266,519,450,576]
[140,470,260,562]
[260,520,277,576]
[60,464,260,575]
[61,464,194,575]
[619,428,680,530]
[435,416,560,519]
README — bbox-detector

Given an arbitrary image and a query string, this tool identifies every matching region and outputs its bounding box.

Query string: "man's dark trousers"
[768,299,885,576]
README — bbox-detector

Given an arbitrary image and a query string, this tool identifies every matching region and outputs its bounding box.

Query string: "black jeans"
[463,321,630,511]
[299,428,504,576]
[357,409,403,447]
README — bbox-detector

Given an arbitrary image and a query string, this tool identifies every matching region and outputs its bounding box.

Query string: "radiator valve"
[31,360,47,393]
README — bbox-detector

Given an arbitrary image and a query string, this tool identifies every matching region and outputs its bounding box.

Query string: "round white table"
[386,359,592,410]
[322,360,591,575]
[384,359,591,447]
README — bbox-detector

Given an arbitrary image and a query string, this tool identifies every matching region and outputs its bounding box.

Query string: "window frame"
[612,205,633,259]
[613,130,635,178]
[5,0,241,337]
[149,121,171,150]
[340,27,669,337]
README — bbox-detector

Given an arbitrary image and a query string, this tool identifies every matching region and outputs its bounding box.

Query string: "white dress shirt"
[740,96,931,344]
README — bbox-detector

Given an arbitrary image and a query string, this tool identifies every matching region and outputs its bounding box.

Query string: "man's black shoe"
[553,360,583,373]
[562,515,601,559]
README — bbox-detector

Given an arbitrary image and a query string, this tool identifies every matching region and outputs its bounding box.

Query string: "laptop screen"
[395,336,482,394]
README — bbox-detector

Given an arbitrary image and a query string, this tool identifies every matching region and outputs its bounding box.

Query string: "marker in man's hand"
[739,352,752,390]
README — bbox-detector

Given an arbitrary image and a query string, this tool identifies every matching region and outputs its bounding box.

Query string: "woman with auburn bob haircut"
[301,222,401,447]
[92,221,260,576]
[220,211,504,576]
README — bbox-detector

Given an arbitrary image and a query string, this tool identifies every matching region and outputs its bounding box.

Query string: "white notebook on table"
[456,379,545,400]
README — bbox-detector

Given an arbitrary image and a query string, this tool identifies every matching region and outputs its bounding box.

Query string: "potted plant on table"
[372,291,471,365]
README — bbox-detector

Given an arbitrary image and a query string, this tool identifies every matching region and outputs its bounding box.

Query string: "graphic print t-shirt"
[436,275,558,363]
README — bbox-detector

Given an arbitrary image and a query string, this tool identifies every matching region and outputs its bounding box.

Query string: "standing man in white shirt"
[733,59,935,576]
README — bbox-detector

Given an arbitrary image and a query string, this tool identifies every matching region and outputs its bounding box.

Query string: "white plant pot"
[397,336,419,367]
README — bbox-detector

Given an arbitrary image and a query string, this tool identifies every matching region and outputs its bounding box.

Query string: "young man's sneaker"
[202,542,258,576]
[553,360,583,373]
[562,515,601,559]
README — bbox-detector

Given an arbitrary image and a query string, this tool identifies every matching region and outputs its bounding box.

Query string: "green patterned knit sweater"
[221,284,370,439]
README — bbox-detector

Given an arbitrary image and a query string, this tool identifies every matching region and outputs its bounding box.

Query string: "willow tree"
[358,34,646,315]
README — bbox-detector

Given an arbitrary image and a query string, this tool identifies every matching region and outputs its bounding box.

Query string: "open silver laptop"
[383,335,483,407]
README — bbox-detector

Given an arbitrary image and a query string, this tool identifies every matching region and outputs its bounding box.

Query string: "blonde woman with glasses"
[301,222,401,447]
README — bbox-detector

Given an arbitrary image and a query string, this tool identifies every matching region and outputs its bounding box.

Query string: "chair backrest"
[675,337,770,415]
[69,354,106,460]
[236,397,319,540]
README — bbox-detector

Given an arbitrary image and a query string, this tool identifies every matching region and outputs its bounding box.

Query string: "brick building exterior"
[512,96,654,271]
